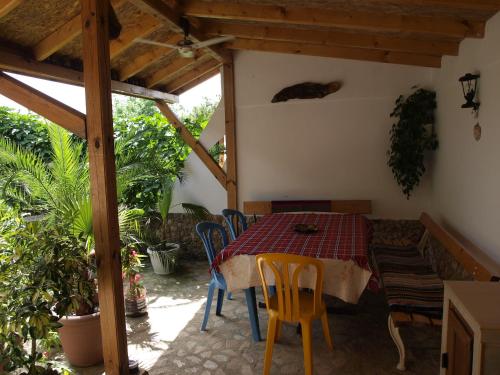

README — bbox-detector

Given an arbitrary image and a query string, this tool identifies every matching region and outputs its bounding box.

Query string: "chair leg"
[321,311,334,351]
[388,315,406,371]
[263,316,278,375]
[274,320,282,342]
[216,288,225,316]
[244,287,262,342]
[300,320,313,375]
[200,283,215,331]
[227,292,233,300]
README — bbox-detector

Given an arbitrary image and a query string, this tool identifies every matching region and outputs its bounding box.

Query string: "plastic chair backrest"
[256,253,324,322]
[195,222,229,267]
[222,208,248,241]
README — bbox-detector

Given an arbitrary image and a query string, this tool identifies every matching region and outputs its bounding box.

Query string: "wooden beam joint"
[156,100,228,188]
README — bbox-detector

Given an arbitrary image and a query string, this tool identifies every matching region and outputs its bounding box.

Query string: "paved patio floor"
[60,258,441,375]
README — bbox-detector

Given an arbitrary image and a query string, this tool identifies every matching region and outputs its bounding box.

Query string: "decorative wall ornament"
[459,73,480,114]
[473,123,482,141]
[271,81,342,103]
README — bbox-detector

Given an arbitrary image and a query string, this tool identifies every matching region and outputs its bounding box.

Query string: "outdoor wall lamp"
[459,73,480,112]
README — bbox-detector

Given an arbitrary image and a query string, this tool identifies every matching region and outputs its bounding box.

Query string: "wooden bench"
[243,199,372,215]
[371,212,499,371]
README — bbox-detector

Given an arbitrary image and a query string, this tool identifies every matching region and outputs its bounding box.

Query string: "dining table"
[211,212,375,342]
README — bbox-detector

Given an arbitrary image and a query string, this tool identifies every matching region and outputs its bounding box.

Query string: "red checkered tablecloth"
[212,213,373,272]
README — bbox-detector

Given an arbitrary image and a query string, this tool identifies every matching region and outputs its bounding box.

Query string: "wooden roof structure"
[1,2,499,374]
[1,0,499,100]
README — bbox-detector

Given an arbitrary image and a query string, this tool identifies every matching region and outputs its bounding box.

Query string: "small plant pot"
[125,291,148,318]
[58,312,103,367]
[147,242,180,275]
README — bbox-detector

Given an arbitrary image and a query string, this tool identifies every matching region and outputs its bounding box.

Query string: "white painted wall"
[431,12,500,264]
[175,52,437,218]
[171,101,227,214]
[235,52,435,218]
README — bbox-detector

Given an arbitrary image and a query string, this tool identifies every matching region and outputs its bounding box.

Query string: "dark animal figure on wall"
[271,81,342,103]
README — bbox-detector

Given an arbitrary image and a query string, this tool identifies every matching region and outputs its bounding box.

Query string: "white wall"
[431,12,500,264]
[171,101,227,214]
[235,52,435,218]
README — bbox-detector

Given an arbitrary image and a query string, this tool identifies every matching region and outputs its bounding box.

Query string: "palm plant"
[0,124,143,250]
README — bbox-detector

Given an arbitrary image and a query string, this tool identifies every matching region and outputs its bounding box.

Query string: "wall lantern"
[459,73,480,112]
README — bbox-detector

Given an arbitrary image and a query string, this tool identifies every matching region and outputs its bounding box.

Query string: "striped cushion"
[372,245,443,319]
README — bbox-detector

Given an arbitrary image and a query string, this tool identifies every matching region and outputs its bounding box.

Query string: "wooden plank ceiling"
[0,0,499,96]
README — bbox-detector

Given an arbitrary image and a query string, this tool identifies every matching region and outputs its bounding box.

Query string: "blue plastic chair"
[196,222,261,341]
[222,208,248,241]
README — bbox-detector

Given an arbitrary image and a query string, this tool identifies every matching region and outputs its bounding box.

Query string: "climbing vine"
[387,88,438,198]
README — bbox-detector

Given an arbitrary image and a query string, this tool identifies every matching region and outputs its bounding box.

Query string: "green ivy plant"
[388,88,438,198]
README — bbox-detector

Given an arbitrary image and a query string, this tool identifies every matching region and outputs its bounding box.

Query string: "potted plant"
[0,204,71,374]
[122,245,147,317]
[0,126,143,368]
[146,178,210,275]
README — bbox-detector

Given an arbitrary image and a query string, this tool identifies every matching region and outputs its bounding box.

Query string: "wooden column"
[222,53,237,210]
[80,1,129,374]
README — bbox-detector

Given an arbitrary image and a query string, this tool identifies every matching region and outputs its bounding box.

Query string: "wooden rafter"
[364,0,500,12]
[0,72,87,138]
[0,48,178,102]
[145,54,201,88]
[164,58,221,92]
[225,38,442,68]
[128,0,230,62]
[156,100,228,188]
[81,1,128,374]
[33,0,126,61]
[203,21,459,56]
[109,13,160,59]
[118,34,184,80]
[221,54,237,210]
[0,0,21,18]
[183,1,485,39]
[172,67,219,95]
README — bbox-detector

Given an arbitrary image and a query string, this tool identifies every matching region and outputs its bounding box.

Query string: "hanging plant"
[387,88,438,198]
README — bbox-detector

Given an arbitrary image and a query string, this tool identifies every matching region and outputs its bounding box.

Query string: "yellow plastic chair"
[256,253,333,375]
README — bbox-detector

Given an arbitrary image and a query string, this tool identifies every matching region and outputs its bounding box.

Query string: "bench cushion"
[372,245,444,319]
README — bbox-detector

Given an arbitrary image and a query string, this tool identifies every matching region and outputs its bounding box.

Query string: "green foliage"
[113,98,219,211]
[0,107,53,163]
[0,209,85,374]
[388,88,438,198]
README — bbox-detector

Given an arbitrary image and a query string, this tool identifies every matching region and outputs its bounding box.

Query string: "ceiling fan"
[136,18,234,58]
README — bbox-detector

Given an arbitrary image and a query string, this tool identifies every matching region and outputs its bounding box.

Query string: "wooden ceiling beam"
[118,34,184,80]
[0,0,21,18]
[145,53,203,87]
[33,0,126,61]
[171,67,218,95]
[164,58,221,93]
[156,100,227,188]
[0,72,87,138]
[0,48,178,102]
[128,0,230,62]
[183,1,485,39]
[225,38,442,68]
[365,0,500,12]
[203,21,459,56]
[109,13,161,59]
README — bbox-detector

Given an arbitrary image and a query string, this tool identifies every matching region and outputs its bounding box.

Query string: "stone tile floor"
[59,260,441,375]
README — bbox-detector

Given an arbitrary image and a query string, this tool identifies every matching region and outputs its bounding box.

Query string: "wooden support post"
[156,100,228,188]
[221,53,237,210]
[0,72,87,138]
[80,1,129,374]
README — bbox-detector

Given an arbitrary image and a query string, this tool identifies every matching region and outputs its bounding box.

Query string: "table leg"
[244,287,261,342]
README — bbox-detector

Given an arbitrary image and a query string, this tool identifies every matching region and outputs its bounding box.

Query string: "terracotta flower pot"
[58,312,103,367]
